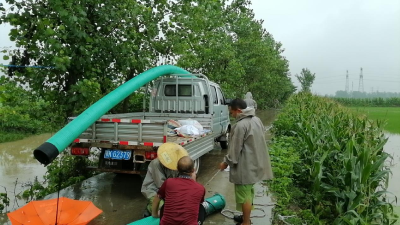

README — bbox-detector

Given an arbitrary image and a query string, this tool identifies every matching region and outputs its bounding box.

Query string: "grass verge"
[0,131,29,143]
[350,107,400,134]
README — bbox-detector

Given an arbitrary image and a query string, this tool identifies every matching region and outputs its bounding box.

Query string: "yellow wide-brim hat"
[157,142,189,170]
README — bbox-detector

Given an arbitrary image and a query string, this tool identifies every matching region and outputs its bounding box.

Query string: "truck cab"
[150,75,230,137]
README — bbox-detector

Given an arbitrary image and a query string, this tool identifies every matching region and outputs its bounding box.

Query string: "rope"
[221,207,268,219]
[278,214,297,225]
[0,64,55,69]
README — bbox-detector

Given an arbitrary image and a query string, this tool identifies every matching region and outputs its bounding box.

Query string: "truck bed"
[70,112,215,148]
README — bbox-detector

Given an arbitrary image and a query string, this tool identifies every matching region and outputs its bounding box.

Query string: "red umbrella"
[7,197,102,225]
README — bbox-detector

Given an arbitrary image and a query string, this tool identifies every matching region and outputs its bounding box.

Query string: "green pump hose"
[34,65,190,165]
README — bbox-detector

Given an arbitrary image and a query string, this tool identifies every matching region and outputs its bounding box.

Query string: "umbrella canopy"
[7,197,102,225]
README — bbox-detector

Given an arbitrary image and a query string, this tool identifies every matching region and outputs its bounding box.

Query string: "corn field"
[268,93,397,224]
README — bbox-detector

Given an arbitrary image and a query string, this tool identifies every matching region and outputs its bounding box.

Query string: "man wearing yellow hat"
[141,142,189,217]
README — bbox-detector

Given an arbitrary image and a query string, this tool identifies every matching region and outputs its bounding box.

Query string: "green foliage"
[0,77,60,143]
[0,192,10,213]
[111,91,147,114]
[21,177,45,201]
[295,68,316,93]
[0,0,174,117]
[170,0,295,108]
[269,93,398,224]
[333,97,400,107]
[349,107,400,134]
[0,0,296,143]
[20,153,96,200]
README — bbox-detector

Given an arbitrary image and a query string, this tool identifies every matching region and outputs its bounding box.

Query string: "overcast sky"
[251,0,400,95]
[1,0,399,95]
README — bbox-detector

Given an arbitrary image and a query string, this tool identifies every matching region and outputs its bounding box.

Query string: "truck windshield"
[164,84,192,96]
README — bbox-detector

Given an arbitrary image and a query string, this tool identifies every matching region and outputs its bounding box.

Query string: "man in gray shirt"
[220,98,273,225]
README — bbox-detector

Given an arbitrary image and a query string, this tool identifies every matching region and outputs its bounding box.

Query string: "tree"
[169,0,295,108]
[296,68,315,92]
[167,0,245,98]
[0,0,173,117]
[1,0,296,117]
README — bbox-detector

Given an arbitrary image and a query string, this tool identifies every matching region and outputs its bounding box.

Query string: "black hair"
[229,98,247,110]
[177,156,194,174]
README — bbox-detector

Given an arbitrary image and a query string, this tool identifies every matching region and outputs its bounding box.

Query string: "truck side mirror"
[225,99,232,105]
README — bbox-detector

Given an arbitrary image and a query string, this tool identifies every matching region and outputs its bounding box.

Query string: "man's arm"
[152,179,167,218]
[151,195,161,218]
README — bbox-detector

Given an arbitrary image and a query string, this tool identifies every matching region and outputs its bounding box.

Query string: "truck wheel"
[220,141,228,149]
[194,158,200,174]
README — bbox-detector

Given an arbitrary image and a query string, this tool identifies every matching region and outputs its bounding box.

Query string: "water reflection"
[5,110,398,224]
[257,109,278,126]
[385,133,400,206]
[0,110,278,224]
[0,133,51,222]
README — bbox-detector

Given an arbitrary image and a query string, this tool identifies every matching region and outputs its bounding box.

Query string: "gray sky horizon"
[251,0,400,95]
[1,0,399,95]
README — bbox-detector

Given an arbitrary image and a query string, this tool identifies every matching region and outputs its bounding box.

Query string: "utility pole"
[345,70,349,93]
[358,67,364,92]
[351,81,354,98]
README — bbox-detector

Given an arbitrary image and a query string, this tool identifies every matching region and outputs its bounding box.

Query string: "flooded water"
[0,110,276,224]
[0,133,52,224]
[1,109,398,224]
[385,133,400,206]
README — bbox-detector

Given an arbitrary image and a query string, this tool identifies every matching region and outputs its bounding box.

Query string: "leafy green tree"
[296,68,315,92]
[224,0,295,107]
[0,76,55,142]
[167,0,245,98]
[0,0,173,117]
[1,0,296,119]
[169,0,295,107]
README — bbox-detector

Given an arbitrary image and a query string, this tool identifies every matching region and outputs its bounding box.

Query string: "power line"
[0,64,55,69]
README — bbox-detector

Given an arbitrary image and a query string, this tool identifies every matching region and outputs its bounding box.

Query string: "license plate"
[104,150,131,160]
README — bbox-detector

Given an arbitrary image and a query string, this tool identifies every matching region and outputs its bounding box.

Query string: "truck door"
[210,85,223,134]
[216,87,229,133]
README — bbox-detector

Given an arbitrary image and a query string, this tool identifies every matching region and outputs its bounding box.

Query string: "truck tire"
[194,158,200,174]
[220,141,228,149]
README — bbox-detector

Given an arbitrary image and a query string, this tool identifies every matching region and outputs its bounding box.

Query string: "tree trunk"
[122,69,135,113]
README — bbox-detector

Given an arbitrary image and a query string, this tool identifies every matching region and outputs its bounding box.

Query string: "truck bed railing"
[69,115,214,148]
[70,118,167,146]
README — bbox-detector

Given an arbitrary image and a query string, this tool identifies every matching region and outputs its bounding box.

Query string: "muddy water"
[0,110,276,224]
[2,109,397,224]
[385,133,400,206]
[0,133,52,224]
